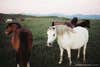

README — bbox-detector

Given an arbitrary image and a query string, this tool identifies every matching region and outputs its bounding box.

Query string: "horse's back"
[70,26,89,49]
[73,26,88,37]
[65,27,89,49]
[74,26,88,34]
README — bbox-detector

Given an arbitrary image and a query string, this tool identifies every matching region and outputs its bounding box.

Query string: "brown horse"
[5,22,33,67]
[76,19,90,28]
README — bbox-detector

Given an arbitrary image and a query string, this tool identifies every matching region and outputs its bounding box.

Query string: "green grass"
[0,17,100,67]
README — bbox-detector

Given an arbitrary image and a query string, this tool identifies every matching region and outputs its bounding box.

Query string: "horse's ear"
[48,27,50,29]
[48,26,51,29]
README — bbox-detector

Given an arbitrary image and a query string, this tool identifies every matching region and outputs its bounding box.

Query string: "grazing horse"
[52,19,90,28]
[70,17,78,27]
[5,23,33,67]
[52,17,78,28]
[47,25,89,65]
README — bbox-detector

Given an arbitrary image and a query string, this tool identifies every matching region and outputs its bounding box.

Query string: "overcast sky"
[0,0,100,15]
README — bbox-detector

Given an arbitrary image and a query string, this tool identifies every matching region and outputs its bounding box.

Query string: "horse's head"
[47,26,57,47]
[5,23,22,35]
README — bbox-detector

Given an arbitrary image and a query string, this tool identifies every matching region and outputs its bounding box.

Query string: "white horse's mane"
[55,25,74,35]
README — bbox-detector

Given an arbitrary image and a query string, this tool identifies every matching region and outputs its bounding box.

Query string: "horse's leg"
[27,62,30,67]
[17,64,20,67]
[66,48,72,65]
[19,60,27,67]
[20,63,27,67]
[58,48,64,64]
[24,63,27,67]
[83,44,87,63]
[77,48,81,59]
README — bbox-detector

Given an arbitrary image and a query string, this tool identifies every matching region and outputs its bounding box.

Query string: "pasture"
[0,16,100,67]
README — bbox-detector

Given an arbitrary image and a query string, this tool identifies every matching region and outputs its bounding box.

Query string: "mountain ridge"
[0,13,100,19]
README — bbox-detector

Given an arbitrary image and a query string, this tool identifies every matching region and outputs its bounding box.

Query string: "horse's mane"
[55,25,73,35]
[7,22,22,28]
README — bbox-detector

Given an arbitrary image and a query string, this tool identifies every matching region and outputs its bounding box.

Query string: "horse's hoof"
[68,64,72,66]
[17,64,19,67]
[69,62,72,66]
[58,61,62,64]
[83,61,86,64]
[83,59,86,64]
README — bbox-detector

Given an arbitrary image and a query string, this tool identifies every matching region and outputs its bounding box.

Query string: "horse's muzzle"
[5,31,9,35]
[5,31,11,35]
[47,43,52,47]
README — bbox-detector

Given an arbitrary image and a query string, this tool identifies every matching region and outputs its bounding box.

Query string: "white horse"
[47,25,89,65]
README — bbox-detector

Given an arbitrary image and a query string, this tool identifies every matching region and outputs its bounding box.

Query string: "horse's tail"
[19,31,30,63]
[20,31,28,50]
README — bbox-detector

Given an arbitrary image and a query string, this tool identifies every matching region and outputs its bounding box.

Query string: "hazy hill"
[23,13,100,19]
[1,13,100,19]
[67,14,100,19]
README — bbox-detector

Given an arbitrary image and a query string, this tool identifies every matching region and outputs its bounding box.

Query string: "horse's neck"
[13,29,18,35]
[11,29,20,51]
[11,29,20,43]
[57,32,70,41]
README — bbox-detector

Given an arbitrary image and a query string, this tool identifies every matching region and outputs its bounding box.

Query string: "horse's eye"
[53,34,55,36]
[53,27,55,30]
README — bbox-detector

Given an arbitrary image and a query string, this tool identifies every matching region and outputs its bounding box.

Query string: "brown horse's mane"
[7,22,22,29]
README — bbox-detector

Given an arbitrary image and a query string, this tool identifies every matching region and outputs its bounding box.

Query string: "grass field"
[0,17,100,67]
